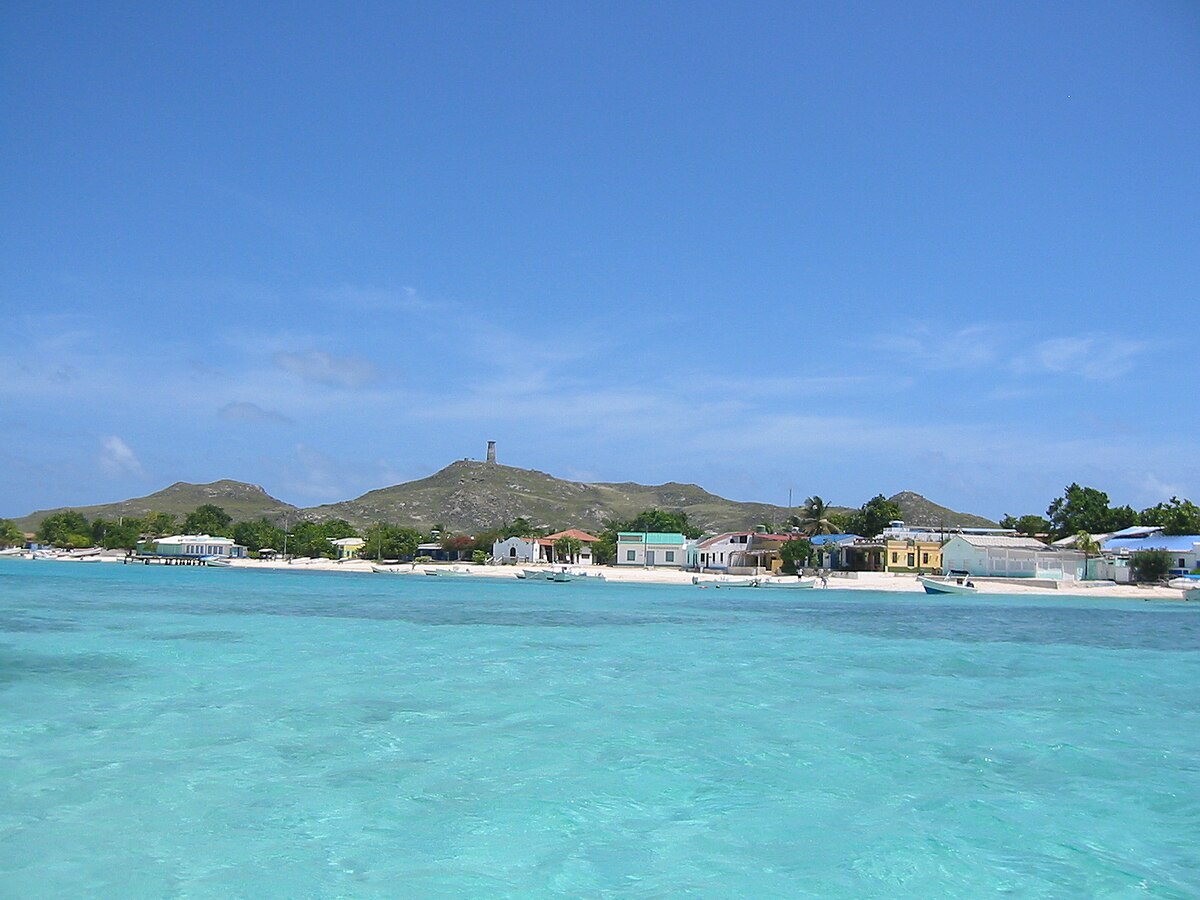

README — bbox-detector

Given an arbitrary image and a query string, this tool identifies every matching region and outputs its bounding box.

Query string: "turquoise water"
[2,560,1198,897]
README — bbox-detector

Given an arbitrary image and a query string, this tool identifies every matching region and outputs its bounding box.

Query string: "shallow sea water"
[1,559,1198,897]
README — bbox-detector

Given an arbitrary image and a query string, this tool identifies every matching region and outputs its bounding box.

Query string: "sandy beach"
[191,556,1195,602]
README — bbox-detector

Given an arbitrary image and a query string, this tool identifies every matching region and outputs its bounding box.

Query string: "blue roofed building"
[1101,533,1200,577]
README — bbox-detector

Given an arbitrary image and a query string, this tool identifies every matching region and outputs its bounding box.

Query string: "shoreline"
[227,557,1191,601]
[8,554,1192,601]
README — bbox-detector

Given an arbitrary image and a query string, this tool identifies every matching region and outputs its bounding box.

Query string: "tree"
[361,524,422,560]
[141,511,177,538]
[554,535,582,564]
[1000,514,1050,537]
[797,496,837,536]
[1140,497,1200,536]
[440,535,474,560]
[183,504,233,536]
[621,509,703,539]
[233,518,286,553]
[1046,484,1122,539]
[37,511,91,548]
[0,519,25,547]
[779,537,815,574]
[90,517,143,550]
[1131,549,1172,583]
[846,495,902,538]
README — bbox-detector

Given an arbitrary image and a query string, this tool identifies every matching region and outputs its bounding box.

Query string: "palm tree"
[798,496,837,536]
[1074,530,1101,580]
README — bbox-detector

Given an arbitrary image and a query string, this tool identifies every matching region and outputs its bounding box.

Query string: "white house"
[492,529,600,565]
[696,533,753,570]
[152,534,247,559]
[616,532,686,567]
[942,534,1084,580]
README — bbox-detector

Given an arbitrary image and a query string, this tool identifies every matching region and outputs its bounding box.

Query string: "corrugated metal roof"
[1102,535,1200,553]
[948,534,1052,550]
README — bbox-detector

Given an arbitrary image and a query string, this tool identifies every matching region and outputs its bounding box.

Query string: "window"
[891,552,898,563]
[665,551,675,562]
[922,553,929,564]
[907,553,915,567]
[626,550,636,561]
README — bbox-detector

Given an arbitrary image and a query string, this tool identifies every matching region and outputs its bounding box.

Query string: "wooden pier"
[126,554,214,566]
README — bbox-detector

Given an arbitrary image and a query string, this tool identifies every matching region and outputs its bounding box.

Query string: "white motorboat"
[371,564,409,574]
[424,566,472,577]
[523,568,573,582]
[202,556,231,567]
[567,568,606,581]
[919,575,978,595]
[0,547,27,557]
[755,576,816,589]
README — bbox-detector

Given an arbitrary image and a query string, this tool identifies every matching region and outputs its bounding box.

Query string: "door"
[646,550,656,566]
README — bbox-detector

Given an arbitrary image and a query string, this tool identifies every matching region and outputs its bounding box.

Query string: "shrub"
[1131,549,1173,583]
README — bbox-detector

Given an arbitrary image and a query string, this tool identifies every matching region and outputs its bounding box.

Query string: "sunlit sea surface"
[1,559,1198,897]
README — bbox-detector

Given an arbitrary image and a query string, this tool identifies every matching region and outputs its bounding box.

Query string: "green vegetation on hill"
[14,480,297,533]
[14,460,1003,538]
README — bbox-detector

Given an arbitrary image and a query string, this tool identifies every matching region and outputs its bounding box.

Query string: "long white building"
[152,534,247,559]
[941,534,1083,580]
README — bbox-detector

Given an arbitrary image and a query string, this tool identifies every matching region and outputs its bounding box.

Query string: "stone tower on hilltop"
[486,441,496,464]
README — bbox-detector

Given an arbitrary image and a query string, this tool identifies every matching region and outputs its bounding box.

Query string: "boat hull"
[919,575,978,595]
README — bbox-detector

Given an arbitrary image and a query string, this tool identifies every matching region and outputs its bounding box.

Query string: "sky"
[2,1,1198,521]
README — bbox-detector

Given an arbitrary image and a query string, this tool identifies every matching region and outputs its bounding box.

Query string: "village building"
[329,537,365,560]
[149,534,247,559]
[615,532,686,567]
[941,534,1084,580]
[492,529,600,565]
[1101,532,1200,577]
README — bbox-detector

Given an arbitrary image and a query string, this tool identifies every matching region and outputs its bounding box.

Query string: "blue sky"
[2,1,1197,521]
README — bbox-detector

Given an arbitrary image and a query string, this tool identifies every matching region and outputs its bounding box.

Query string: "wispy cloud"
[1014,335,1145,380]
[217,401,293,425]
[98,436,143,478]
[273,350,381,389]
[866,323,1003,371]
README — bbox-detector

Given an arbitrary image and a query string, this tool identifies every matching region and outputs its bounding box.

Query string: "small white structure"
[329,537,365,560]
[616,532,686,567]
[493,536,540,564]
[942,534,1083,580]
[492,530,599,565]
[153,534,247,559]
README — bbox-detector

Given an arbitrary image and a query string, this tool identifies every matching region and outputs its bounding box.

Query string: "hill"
[13,480,298,532]
[11,464,997,537]
[887,491,997,529]
[302,460,795,533]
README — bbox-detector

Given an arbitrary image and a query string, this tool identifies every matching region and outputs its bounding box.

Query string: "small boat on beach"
[523,567,573,582]
[424,566,472,577]
[693,575,758,588]
[755,576,817,590]
[919,574,978,595]
[202,556,231,567]
[371,564,409,574]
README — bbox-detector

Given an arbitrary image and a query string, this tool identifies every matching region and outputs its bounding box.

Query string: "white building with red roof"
[492,529,600,566]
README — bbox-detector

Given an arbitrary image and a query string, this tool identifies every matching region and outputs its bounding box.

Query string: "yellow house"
[884,539,942,573]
